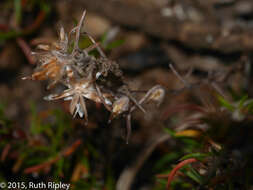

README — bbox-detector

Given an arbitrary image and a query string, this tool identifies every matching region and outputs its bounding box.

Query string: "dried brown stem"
[95,83,112,112]
[73,10,86,51]
[168,62,244,97]
[84,31,106,58]
[116,133,171,190]
[169,64,190,88]
[16,37,35,65]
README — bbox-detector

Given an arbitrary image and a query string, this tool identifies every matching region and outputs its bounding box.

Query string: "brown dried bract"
[22,10,165,142]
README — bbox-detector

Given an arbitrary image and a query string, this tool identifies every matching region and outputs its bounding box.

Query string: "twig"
[22,11,46,35]
[0,9,46,40]
[16,37,35,65]
[24,139,82,174]
[168,62,244,98]
[169,64,190,88]
[1,144,11,162]
[62,139,82,157]
[161,103,207,121]
[116,133,170,190]
[0,24,9,32]
[126,113,131,144]
[166,158,198,190]
[23,157,59,174]
[95,83,112,112]
[73,10,86,51]
[69,11,106,58]
[84,31,106,58]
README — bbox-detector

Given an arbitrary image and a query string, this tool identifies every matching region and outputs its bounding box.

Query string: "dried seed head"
[22,25,73,87]
[111,96,130,118]
[23,10,165,142]
[37,44,50,51]
[43,94,56,101]
[146,85,165,106]
[60,27,65,42]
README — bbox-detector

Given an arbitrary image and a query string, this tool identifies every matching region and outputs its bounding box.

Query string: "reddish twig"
[21,0,28,7]
[22,11,46,34]
[30,38,54,46]
[1,144,11,162]
[62,139,82,157]
[24,139,82,174]
[156,173,170,179]
[0,24,9,32]
[161,103,207,121]
[1,9,46,65]
[16,37,35,65]
[166,158,198,190]
[24,157,59,174]
[1,10,46,38]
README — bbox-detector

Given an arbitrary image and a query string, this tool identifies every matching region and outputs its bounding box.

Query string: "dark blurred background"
[1,0,253,189]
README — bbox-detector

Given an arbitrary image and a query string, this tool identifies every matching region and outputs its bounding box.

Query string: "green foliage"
[104,39,125,51]
[154,152,179,171]
[180,153,210,162]
[154,127,205,189]
[101,31,125,51]
[185,166,204,185]
[0,0,51,41]
[154,93,253,190]
[14,0,22,25]
[0,99,117,189]
[0,103,11,134]
[218,95,234,111]
[218,94,253,120]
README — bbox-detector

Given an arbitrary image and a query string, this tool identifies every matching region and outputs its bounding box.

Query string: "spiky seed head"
[112,96,130,116]
[147,86,165,105]
[37,44,50,51]
[60,27,65,42]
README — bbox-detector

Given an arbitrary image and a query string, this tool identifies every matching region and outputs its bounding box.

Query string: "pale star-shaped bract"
[44,78,112,124]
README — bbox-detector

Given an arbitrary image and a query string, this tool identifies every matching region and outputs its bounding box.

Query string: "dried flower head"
[23,10,165,142]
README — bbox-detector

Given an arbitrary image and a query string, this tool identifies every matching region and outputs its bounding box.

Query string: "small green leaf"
[164,128,176,137]
[105,170,115,190]
[105,39,125,50]
[40,1,51,13]
[246,100,253,114]
[180,153,210,161]
[55,158,64,177]
[14,0,22,25]
[154,152,179,170]
[100,32,108,45]
[238,95,248,109]
[218,95,234,111]
[185,167,204,184]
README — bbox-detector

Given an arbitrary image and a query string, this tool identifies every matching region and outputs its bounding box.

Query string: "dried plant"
[22,10,165,142]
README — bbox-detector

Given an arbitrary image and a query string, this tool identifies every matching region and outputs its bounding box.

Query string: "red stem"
[167,158,198,190]
[16,37,35,65]
[1,144,11,162]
